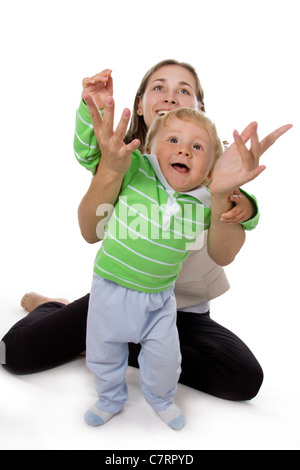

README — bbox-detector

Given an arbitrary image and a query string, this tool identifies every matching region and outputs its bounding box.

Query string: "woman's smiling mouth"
[156,109,171,116]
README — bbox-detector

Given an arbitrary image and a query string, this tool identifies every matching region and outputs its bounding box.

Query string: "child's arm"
[74,69,113,173]
[78,94,140,243]
[207,121,292,266]
[220,189,259,228]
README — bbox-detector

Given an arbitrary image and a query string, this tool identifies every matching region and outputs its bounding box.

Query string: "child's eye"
[169,138,178,143]
[193,144,202,151]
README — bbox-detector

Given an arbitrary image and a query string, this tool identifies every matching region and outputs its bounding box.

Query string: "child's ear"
[203,169,213,187]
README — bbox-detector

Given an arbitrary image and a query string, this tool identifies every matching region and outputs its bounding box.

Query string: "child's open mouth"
[171,163,190,174]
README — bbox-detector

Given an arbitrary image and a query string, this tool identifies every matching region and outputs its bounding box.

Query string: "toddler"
[85,107,249,430]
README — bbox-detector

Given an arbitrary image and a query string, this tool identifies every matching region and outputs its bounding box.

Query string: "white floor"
[1,268,300,451]
[0,359,298,452]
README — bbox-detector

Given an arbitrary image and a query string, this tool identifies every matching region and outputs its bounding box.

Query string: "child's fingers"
[105,74,113,95]
[82,77,96,88]
[220,204,245,223]
[82,70,112,91]
[91,69,112,81]
[231,189,241,196]
[220,206,239,221]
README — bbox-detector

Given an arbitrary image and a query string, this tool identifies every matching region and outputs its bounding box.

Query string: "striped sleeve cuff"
[239,189,260,231]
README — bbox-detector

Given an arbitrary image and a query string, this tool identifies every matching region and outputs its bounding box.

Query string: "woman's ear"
[137,97,143,116]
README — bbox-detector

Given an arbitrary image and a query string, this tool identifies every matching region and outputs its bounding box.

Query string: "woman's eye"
[153,85,164,91]
[178,89,190,95]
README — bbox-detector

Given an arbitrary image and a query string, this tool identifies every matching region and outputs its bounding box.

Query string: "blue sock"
[156,403,185,430]
[84,405,118,427]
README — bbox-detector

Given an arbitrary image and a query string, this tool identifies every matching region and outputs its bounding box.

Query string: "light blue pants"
[86,275,182,414]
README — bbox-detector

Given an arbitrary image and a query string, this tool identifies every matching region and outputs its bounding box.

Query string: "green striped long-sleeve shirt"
[95,150,211,292]
[74,100,260,292]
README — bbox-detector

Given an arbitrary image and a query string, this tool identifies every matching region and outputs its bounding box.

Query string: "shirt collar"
[145,154,211,208]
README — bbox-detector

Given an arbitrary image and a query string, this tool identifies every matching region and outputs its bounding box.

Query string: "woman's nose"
[164,98,177,104]
[164,93,178,105]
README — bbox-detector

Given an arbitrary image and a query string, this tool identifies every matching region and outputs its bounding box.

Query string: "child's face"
[137,65,200,129]
[149,117,215,193]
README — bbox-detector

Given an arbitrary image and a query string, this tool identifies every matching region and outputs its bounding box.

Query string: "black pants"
[1,294,263,401]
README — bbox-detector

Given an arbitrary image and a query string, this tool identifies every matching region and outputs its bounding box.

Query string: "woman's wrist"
[96,160,126,183]
[210,191,233,220]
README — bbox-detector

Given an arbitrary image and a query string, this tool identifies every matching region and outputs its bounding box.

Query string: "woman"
[3,59,288,400]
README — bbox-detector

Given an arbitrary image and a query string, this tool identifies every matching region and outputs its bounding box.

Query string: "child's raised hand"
[82,69,113,110]
[82,92,140,177]
[210,121,292,197]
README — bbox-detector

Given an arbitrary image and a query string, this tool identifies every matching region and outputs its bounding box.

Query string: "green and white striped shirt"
[74,99,260,292]
[95,150,211,292]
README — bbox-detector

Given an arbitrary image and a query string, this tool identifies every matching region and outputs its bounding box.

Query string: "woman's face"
[137,65,200,130]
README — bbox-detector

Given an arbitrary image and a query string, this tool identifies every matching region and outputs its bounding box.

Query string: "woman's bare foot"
[20,292,70,313]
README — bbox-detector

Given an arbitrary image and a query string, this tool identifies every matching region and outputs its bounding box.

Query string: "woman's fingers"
[113,108,132,143]
[250,128,260,165]
[233,121,292,172]
[82,92,103,134]
[123,138,141,155]
[260,124,293,155]
[239,121,258,144]
[83,94,139,157]
[238,122,293,158]
[102,96,115,137]
[233,129,255,172]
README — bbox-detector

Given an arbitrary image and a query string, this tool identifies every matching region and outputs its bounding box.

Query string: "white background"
[0,0,299,450]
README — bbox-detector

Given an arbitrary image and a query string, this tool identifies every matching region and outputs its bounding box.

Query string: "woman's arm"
[78,94,140,243]
[208,121,292,265]
[208,194,246,266]
[74,69,114,173]
[218,122,293,228]
[78,165,124,244]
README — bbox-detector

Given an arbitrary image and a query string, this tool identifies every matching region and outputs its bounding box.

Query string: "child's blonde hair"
[145,108,224,186]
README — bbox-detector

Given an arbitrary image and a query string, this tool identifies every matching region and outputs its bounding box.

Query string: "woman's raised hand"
[82,69,114,110]
[210,121,292,198]
[82,92,140,177]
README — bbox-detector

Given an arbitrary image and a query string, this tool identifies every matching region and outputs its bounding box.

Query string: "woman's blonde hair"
[145,107,223,186]
[125,59,205,150]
